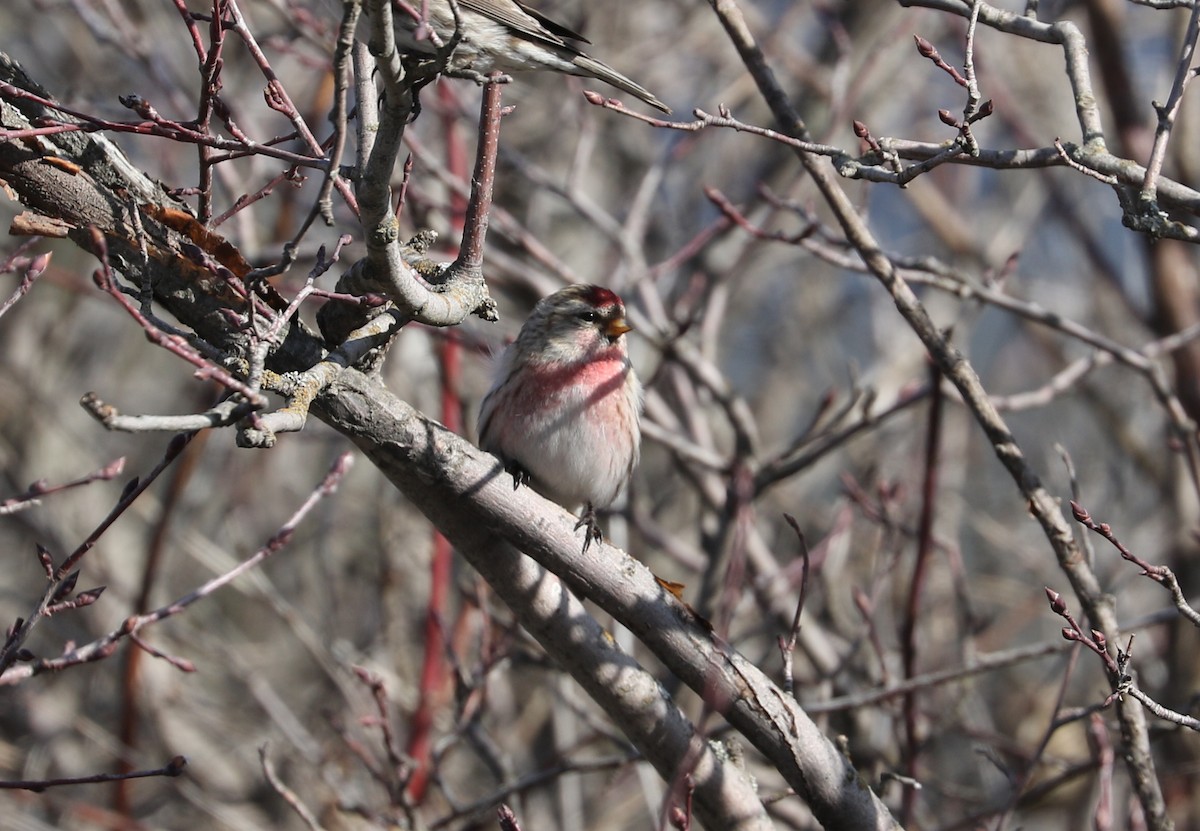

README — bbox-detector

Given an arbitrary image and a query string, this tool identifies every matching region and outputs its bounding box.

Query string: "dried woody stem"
[0,432,196,677]
[0,453,352,686]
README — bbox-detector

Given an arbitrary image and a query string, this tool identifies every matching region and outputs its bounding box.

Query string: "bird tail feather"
[570,55,671,114]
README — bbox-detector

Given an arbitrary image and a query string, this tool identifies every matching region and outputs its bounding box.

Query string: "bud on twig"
[51,571,79,603]
[72,587,106,608]
[1045,587,1067,615]
[36,544,54,578]
[166,756,188,776]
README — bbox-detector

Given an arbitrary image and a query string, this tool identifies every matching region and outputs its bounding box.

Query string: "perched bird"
[393,0,671,113]
[478,284,642,549]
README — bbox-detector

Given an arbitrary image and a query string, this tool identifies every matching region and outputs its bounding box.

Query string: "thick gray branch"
[318,372,900,831]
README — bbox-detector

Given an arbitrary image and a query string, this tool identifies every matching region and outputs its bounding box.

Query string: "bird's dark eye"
[578,311,599,323]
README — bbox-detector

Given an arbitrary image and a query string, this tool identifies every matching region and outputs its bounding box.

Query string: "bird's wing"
[456,0,589,49]
[512,0,591,43]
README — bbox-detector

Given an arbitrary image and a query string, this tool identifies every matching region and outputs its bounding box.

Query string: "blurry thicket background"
[2,0,1200,829]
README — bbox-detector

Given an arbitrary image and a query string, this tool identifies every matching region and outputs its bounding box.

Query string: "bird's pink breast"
[524,354,628,405]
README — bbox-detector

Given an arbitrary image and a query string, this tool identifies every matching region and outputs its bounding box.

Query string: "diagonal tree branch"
[704,0,1172,827]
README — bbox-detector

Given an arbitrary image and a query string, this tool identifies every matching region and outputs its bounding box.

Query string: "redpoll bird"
[478,285,642,549]
[393,0,671,113]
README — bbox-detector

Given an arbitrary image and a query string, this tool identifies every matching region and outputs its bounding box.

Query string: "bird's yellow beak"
[606,318,633,339]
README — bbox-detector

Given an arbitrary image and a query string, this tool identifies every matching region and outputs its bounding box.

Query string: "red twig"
[900,361,943,822]
[1088,713,1114,831]
[497,804,523,831]
[405,76,473,806]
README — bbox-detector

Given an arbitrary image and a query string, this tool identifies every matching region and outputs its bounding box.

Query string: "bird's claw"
[575,503,603,554]
[445,67,513,87]
[506,460,531,491]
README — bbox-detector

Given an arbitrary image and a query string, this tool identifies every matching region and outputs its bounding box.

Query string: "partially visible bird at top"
[478,284,643,551]
[392,0,671,113]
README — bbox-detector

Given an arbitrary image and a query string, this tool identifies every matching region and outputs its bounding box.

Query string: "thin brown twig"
[994,644,1082,830]
[1070,500,1200,627]
[0,246,51,319]
[0,457,126,516]
[260,744,327,831]
[0,756,187,791]
[1140,3,1200,203]
[777,515,810,698]
[0,452,353,685]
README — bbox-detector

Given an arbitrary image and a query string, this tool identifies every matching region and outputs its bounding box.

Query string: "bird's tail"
[570,54,671,114]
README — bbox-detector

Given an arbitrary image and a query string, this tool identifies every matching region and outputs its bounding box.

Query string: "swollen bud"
[1044,587,1067,615]
[166,756,188,775]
